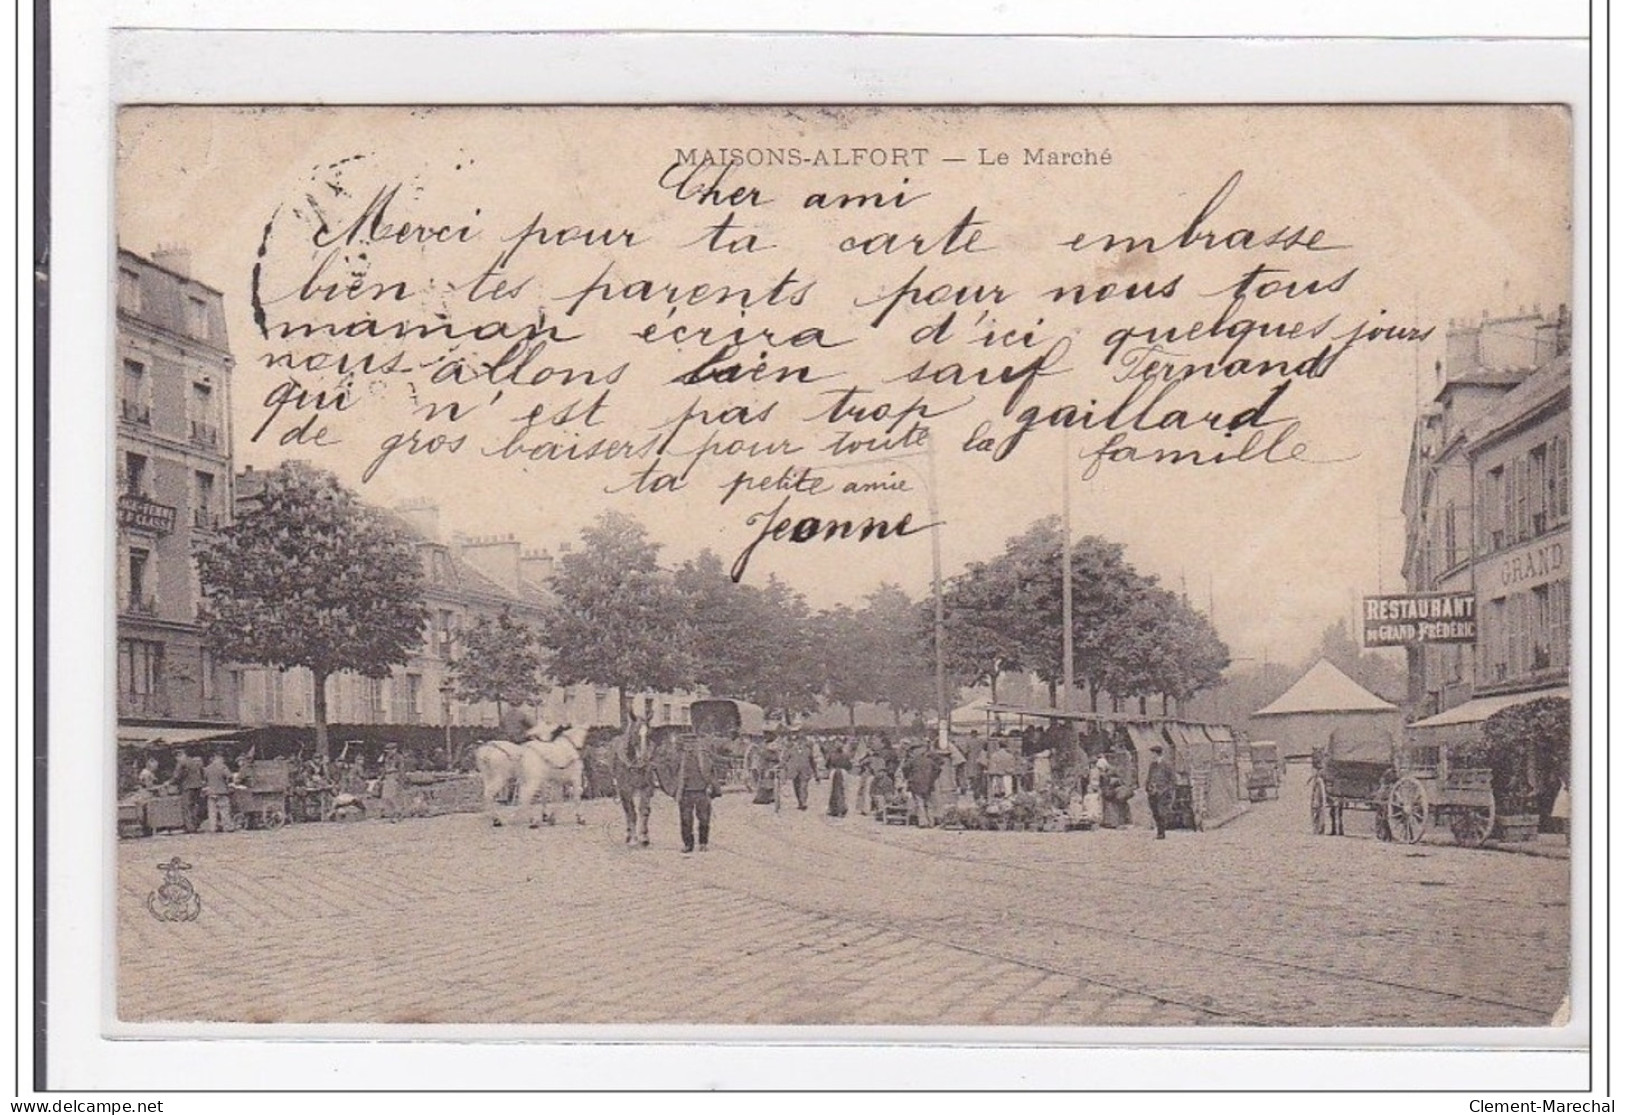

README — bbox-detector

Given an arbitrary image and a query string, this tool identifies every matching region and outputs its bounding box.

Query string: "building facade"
[232,495,695,743]
[115,247,238,739]
[1399,307,1572,725]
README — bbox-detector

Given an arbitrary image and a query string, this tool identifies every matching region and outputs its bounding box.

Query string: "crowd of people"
[744,728,1176,834]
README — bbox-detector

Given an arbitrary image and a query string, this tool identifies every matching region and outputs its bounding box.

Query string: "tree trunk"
[1089,683,1099,713]
[1139,695,1148,715]
[848,703,857,729]
[312,668,331,762]
[990,671,1000,706]
[1047,679,1058,708]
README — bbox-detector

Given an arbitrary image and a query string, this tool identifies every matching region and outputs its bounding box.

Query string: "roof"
[1464,358,1571,452]
[1408,686,1570,729]
[1252,659,1398,716]
[1432,369,1527,403]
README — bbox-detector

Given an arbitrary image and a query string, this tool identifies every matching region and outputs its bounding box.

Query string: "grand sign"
[1363,593,1477,647]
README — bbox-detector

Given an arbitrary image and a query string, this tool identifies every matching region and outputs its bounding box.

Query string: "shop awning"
[1408,687,1570,730]
[116,726,242,748]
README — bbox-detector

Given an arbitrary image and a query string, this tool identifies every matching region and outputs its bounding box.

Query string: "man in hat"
[903,743,941,827]
[674,734,719,852]
[168,748,206,831]
[202,750,234,833]
[1145,744,1176,839]
[782,735,817,811]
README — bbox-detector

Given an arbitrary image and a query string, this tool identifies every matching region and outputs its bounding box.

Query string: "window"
[118,639,166,715]
[126,547,153,613]
[1443,503,1460,568]
[1551,579,1571,670]
[187,295,211,339]
[1501,462,1518,548]
[1530,585,1552,671]
[193,471,217,529]
[436,610,456,658]
[271,671,286,721]
[189,382,218,447]
[406,674,422,721]
[1552,433,1570,524]
[1481,598,1509,682]
[200,648,217,700]
[643,696,655,722]
[1529,444,1549,535]
[662,703,673,724]
[121,360,150,424]
[1486,466,1506,552]
[363,677,386,720]
[595,691,609,724]
[118,639,163,695]
[123,452,148,497]
[117,267,141,312]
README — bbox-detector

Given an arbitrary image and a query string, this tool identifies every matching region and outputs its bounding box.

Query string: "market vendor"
[168,749,205,832]
[985,740,1017,799]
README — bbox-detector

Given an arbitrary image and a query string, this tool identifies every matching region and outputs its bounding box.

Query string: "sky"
[116,105,1573,666]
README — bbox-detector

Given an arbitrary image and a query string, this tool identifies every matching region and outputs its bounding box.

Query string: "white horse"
[474,722,590,828]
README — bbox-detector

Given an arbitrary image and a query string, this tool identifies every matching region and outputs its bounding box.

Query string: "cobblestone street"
[117,769,1570,1028]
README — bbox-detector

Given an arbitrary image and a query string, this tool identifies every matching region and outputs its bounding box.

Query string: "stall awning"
[1122,722,1168,755]
[1408,687,1570,730]
[116,726,241,748]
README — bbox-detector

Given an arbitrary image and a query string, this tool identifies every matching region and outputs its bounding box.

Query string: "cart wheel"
[1449,800,1496,848]
[1309,776,1329,835]
[263,809,287,830]
[1387,776,1430,844]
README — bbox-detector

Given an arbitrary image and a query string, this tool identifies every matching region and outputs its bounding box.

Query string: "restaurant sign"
[1363,593,1477,647]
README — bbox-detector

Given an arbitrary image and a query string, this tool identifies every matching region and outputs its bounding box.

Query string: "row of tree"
[196,464,1231,758]
[938,517,1231,713]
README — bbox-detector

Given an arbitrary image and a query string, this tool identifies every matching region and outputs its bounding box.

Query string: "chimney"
[521,549,556,584]
[393,498,440,540]
[152,244,192,279]
[457,534,522,592]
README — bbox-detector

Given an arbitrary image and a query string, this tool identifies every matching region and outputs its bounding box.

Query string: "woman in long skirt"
[826,742,851,817]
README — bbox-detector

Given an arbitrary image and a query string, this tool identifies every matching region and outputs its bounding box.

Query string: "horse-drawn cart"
[1386,742,1497,847]
[1310,732,1497,847]
[1246,741,1282,802]
[1309,732,1395,837]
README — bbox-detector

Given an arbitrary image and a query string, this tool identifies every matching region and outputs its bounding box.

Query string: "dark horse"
[606,715,680,846]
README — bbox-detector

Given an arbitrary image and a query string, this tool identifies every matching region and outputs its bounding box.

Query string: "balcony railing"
[192,507,222,531]
[189,420,221,449]
[117,493,177,535]
[119,398,152,426]
[391,706,424,725]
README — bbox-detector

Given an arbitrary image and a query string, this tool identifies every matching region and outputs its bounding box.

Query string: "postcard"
[111,104,1575,1028]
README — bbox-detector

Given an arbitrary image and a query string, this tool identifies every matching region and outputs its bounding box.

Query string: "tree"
[1459,696,1571,816]
[674,549,761,699]
[747,575,827,725]
[858,583,939,725]
[815,604,874,727]
[543,511,694,725]
[195,462,429,760]
[939,560,1026,704]
[448,606,547,723]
